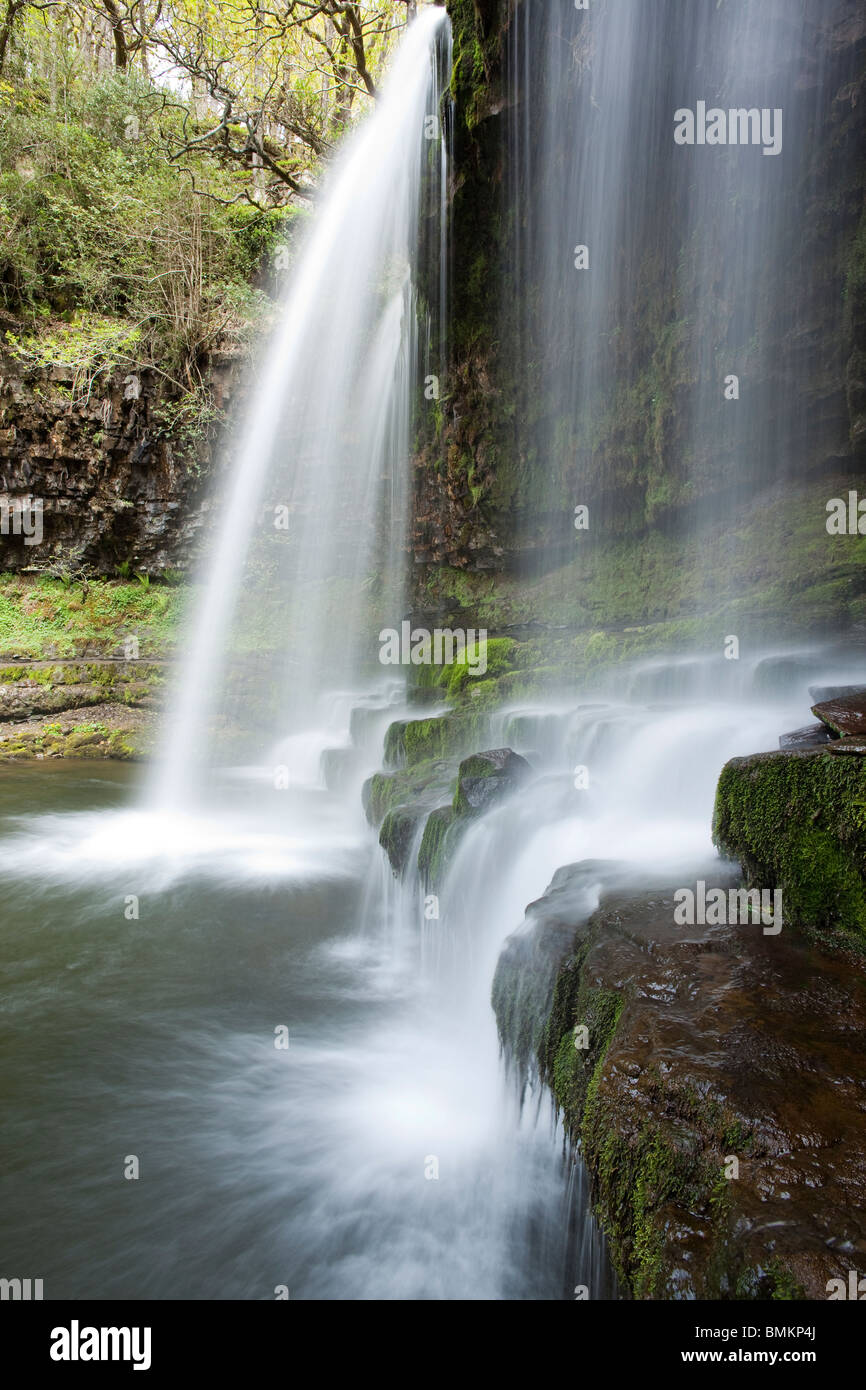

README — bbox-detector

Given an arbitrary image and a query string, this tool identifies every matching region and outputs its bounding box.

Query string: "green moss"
[364,758,457,826]
[412,635,516,698]
[417,804,460,890]
[386,711,490,768]
[713,749,866,933]
[0,574,184,659]
[379,807,421,877]
[383,720,408,769]
[0,716,144,761]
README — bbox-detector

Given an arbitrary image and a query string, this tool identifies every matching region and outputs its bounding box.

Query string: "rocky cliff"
[0,341,243,577]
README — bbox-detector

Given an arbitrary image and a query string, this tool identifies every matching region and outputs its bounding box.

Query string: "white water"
[149,7,451,809]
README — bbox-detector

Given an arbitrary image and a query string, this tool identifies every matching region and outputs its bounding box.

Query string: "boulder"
[713,747,866,932]
[453,747,532,816]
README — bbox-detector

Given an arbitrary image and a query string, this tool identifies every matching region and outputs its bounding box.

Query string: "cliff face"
[0,345,242,576]
[422,0,866,622]
[412,0,511,575]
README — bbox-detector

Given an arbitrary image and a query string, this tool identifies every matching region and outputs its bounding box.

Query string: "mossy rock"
[489,866,835,1299]
[417,804,461,890]
[363,757,457,827]
[713,747,866,933]
[452,746,530,816]
[379,807,422,877]
[382,710,491,769]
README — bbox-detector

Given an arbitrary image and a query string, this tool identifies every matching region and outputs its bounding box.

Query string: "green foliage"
[0,56,275,391]
[0,573,184,658]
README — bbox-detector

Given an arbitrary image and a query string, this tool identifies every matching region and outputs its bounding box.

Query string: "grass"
[0,573,188,658]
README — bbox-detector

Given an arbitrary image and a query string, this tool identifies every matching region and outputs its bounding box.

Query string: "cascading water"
[149,7,452,809]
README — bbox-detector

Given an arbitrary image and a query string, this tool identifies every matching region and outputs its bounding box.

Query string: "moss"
[364,757,458,826]
[386,710,490,768]
[417,804,460,890]
[411,635,516,698]
[0,573,183,659]
[379,807,422,877]
[542,944,624,1138]
[383,720,408,768]
[713,749,866,933]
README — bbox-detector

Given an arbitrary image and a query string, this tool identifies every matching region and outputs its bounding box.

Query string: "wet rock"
[417,804,458,889]
[362,758,455,827]
[0,351,242,574]
[812,693,866,738]
[414,746,533,889]
[493,861,625,1075]
[453,746,531,815]
[779,723,835,749]
[0,660,164,722]
[713,747,866,933]
[493,862,866,1300]
[382,710,490,769]
[378,807,422,877]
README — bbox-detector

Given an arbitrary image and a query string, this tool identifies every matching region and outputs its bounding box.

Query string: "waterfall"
[148,7,452,809]
[506,0,841,624]
[1,0,863,1307]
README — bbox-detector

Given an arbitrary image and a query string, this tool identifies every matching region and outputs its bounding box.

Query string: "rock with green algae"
[452,746,530,815]
[417,745,532,888]
[417,803,459,890]
[382,710,491,769]
[492,861,866,1300]
[713,746,866,933]
[378,807,421,878]
[363,758,458,876]
[363,758,456,827]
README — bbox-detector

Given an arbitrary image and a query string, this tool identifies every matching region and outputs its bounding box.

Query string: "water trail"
[147,8,451,809]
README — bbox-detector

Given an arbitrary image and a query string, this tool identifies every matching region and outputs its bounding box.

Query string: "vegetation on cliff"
[0,2,411,412]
